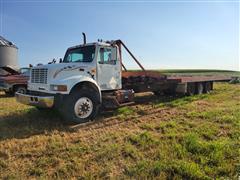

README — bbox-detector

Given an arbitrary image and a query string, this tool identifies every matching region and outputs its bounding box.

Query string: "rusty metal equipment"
[110,39,232,95]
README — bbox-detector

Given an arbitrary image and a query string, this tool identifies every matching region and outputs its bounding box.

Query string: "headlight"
[50,84,67,92]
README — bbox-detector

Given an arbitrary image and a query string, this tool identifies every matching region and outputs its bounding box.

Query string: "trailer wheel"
[204,82,211,93]
[196,83,204,95]
[61,88,100,124]
[210,82,213,90]
[187,83,195,96]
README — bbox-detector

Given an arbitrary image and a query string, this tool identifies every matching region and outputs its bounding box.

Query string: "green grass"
[0,83,239,179]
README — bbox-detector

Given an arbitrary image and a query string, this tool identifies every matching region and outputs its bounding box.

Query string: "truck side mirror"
[59,58,63,63]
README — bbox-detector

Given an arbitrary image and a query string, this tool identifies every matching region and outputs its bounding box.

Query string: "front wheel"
[60,89,100,124]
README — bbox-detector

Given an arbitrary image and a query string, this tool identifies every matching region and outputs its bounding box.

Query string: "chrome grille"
[31,68,48,84]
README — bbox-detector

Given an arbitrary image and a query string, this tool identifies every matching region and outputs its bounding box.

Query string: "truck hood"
[36,63,89,70]
[35,63,91,79]
[0,66,19,75]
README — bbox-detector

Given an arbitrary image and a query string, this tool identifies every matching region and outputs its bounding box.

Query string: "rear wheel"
[60,88,100,124]
[204,82,212,93]
[187,83,195,96]
[196,83,204,95]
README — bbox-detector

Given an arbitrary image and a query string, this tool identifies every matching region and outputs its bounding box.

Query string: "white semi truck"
[16,34,231,123]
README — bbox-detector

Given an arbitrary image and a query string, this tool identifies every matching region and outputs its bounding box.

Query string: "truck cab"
[63,42,121,91]
[27,42,121,94]
[16,40,130,123]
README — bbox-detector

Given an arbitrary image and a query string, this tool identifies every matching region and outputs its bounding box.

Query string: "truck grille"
[31,68,48,84]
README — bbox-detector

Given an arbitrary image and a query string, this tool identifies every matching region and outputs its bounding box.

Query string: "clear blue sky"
[0,0,239,70]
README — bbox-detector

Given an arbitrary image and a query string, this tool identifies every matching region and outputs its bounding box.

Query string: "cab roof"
[67,41,113,51]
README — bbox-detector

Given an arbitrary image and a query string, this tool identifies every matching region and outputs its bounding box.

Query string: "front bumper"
[15,92,54,108]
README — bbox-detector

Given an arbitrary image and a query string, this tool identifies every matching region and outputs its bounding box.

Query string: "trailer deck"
[122,70,231,83]
[167,75,231,83]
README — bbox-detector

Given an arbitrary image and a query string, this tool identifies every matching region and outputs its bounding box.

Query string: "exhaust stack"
[82,32,86,44]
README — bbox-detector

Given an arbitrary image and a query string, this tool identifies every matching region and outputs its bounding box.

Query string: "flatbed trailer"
[102,69,231,109]
[121,70,231,95]
[115,40,232,96]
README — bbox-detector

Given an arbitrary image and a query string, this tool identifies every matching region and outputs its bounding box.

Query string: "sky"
[0,0,239,71]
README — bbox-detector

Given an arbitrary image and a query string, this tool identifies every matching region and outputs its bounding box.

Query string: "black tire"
[15,86,27,94]
[187,83,195,96]
[210,82,213,90]
[60,88,100,124]
[204,82,211,93]
[36,107,54,111]
[153,91,162,96]
[163,89,176,96]
[196,82,204,95]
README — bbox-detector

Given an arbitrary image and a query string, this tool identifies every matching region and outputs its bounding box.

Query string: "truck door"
[97,46,121,90]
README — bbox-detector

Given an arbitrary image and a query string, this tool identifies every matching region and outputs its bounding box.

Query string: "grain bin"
[0,36,19,75]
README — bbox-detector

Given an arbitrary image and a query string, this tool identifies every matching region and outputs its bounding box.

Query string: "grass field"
[0,83,239,179]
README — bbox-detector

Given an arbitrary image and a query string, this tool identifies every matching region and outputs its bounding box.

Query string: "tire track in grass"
[70,106,183,139]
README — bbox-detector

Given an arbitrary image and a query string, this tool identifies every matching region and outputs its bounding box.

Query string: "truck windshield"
[63,45,95,63]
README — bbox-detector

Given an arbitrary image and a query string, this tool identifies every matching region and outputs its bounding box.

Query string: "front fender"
[52,75,102,101]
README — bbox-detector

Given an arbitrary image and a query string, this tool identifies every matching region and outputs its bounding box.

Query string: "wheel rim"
[74,97,93,119]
